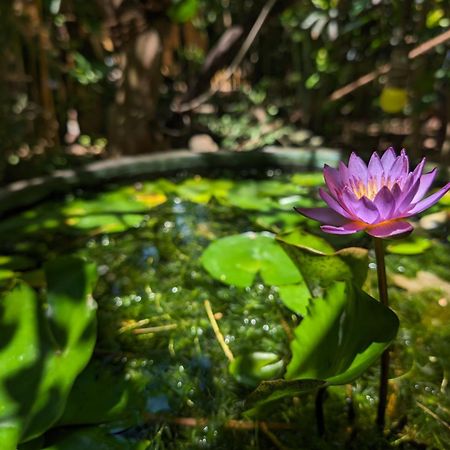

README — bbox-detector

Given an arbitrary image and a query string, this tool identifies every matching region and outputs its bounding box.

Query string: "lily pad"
[224,182,279,211]
[277,283,311,316]
[201,232,303,287]
[63,186,165,233]
[254,212,304,233]
[291,172,324,187]
[285,281,399,385]
[176,177,232,204]
[277,231,368,292]
[387,236,431,255]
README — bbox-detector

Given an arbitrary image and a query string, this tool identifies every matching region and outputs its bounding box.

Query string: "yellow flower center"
[351,176,395,200]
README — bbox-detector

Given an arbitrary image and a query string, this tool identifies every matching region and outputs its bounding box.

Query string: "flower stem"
[315,386,327,436]
[373,237,390,431]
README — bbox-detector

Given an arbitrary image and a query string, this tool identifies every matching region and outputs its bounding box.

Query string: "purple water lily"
[296,148,450,238]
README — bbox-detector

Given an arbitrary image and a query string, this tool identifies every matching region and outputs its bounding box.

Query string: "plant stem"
[315,386,327,437]
[373,237,390,431]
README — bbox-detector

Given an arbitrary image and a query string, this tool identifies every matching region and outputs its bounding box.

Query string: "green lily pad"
[201,232,303,287]
[278,229,334,253]
[0,257,97,449]
[387,237,431,255]
[254,211,304,232]
[277,283,311,316]
[176,178,233,204]
[291,173,324,187]
[63,186,165,233]
[278,231,368,292]
[229,352,284,387]
[285,282,399,385]
[0,205,63,238]
[224,182,279,211]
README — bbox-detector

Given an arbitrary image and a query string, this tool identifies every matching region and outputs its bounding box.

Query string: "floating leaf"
[285,282,399,385]
[277,283,311,316]
[63,186,165,233]
[387,237,431,255]
[278,229,334,253]
[278,231,368,292]
[0,257,97,448]
[229,352,284,387]
[176,178,232,204]
[201,233,302,287]
[224,182,279,211]
[291,173,324,187]
[254,212,304,233]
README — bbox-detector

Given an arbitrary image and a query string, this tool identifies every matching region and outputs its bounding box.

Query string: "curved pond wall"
[0,146,341,216]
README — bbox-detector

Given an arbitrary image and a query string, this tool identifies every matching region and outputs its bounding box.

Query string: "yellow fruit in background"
[379,86,408,113]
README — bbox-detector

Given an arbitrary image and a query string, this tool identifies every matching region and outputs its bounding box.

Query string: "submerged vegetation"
[0,170,449,449]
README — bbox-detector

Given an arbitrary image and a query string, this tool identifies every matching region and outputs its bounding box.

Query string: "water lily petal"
[396,176,421,214]
[368,152,384,185]
[410,168,437,203]
[410,158,425,184]
[366,220,413,238]
[355,196,380,224]
[407,183,450,215]
[389,151,409,180]
[294,207,347,226]
[373,186,395,220]
[380,147,397,172]
[348,152,368,183]
[341,187,360,217]
[319,188,353,219]
[400,149,409,173]
[321,221,366,235]
[323,164,341,194]
[337,161,351,186]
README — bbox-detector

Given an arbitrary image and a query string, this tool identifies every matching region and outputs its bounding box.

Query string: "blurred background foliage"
[0,0,449,183]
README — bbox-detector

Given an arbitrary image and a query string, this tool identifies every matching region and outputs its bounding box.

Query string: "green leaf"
[277,231,368,292]
[0,257,97,448]
[175,178,232,204]
[58,361,146,426]
[277,283,311,316]
[201,232,303,287]
[386,237,431,255]
[254,211,304,232]
[224,182,279,211]
[285,282,399,385]
[291,173,324,187]
[229,352,284,387]
[62,187,165,233]
[278,229,334,253]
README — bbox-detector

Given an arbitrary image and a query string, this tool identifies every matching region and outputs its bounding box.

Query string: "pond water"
[0,170,449,449]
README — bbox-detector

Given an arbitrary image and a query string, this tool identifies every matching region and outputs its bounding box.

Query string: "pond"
[0,166,449,450]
